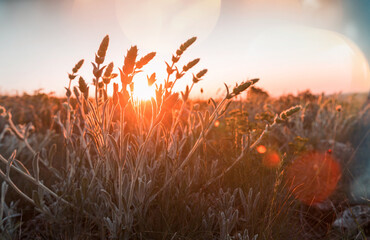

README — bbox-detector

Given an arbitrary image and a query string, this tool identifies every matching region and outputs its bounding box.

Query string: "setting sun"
[131,80,156,101]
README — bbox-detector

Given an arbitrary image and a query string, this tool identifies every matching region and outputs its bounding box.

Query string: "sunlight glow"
[256,145,267,154]
[287,151,341,205]
[262,151,280,168]
[131,80,156,101]
[245,25,370,94]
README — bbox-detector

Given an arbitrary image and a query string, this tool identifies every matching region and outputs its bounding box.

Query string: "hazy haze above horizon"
[0,0,369,98]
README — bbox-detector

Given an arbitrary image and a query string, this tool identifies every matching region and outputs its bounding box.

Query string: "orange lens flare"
[214,120,220,127]
[286,151,341,205]
[256,145,267,154]
[262,151,280,168]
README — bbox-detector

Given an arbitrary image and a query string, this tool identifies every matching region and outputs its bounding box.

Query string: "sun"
[131,80,156,101]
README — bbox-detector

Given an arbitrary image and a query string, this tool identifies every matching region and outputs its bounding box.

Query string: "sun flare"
[131,80,156,101]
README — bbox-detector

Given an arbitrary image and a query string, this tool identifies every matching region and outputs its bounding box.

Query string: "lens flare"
[256,145,267,154]
[286,151,341,205]
[262,150,281,168]
[214,120,220,127]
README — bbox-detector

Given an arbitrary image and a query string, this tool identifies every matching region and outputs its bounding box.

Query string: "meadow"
[0,36,369,239]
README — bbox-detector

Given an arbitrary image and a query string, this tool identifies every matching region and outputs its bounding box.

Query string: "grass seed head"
[78,77,88,93]
[232,78,259,97]
[196,69,208,79]
[103,62,114,84]
[179,36,197,52]
[122,46,138,75]
[183,58,200,72]
[193,69,207,82]
[65,87,71,98]
[72,59,84,74]
[73,86,80,98]
[97,35,109,59]
[136,52,156,69]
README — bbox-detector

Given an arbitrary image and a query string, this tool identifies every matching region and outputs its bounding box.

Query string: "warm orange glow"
[262,151,280,168]
[131,80,156,101]
[286,151,341,205]
[256,145,267,154]
[214,120,220,127]
[245,26,370,94]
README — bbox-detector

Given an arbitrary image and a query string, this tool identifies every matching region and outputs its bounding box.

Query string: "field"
[0,36,369,239]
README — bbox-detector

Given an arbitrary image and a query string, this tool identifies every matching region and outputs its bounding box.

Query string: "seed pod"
[233,82,251,95]
[232,78,259,97]
[78,77,88,94]
[122,46,138,75]
[95,54,104,65]
[179,37,197,52]
[136,52,156,69]
[97,35,109,58]
[103,62,114,84]
[72,59,84,74]
[65,87,71,98]
[285,105,302,117]
[196,69,207,79]
[105,62,114,76]
[183,58,200,72]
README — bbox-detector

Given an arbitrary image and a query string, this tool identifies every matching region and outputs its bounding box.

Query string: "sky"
[0,0,369,98]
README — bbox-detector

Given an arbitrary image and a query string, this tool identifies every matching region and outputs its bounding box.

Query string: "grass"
[0,35,369,239]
